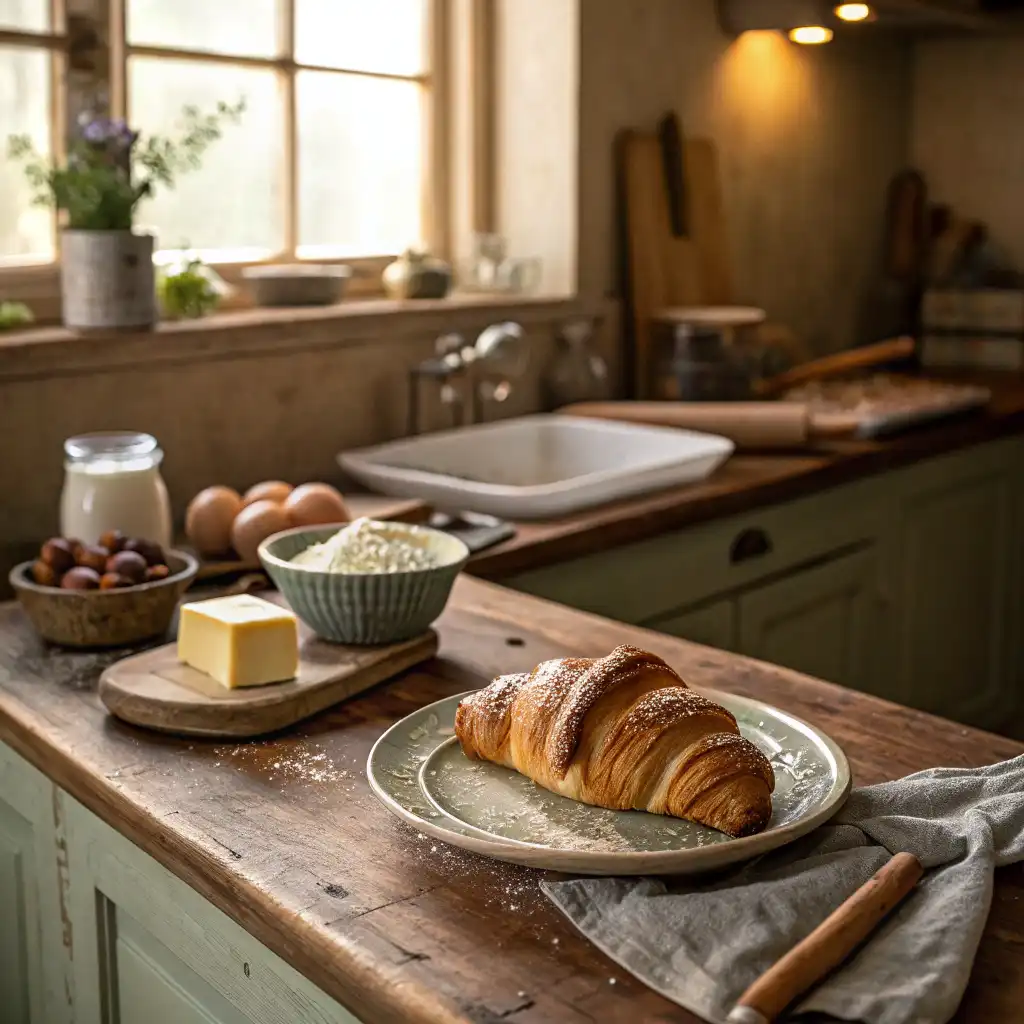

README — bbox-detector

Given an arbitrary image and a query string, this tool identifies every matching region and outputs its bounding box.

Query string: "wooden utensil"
[99,593,438,738]
[754,336,916,399]
[560,401,815,449]
[727,852,923,1024]
[658,111,688,238]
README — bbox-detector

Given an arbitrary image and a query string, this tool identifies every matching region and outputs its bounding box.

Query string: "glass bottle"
[60,432,172,546]
[543,318,610,408]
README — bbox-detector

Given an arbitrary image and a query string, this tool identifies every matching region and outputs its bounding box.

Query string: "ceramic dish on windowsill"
[242,264,352,307]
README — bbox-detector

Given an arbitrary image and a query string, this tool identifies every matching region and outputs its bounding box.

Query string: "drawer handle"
[730,527,772,564]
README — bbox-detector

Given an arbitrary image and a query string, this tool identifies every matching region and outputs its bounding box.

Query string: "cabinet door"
[894,461,1011,726]
[643,599,736,651]
[0,745,73,1024]
[737,548,878,692]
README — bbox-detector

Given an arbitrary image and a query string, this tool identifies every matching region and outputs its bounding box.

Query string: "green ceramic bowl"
[258,521,469,645]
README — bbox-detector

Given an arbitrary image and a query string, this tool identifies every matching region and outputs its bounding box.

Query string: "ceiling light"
[834,3,872,21]
[788,25,834,44]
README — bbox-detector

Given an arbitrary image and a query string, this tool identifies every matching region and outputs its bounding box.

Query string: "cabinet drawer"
[509,472,885,623]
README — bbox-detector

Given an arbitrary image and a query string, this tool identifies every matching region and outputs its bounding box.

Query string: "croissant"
[455,645,775,837]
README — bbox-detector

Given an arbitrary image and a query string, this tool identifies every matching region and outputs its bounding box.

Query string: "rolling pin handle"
[730,527,772,564]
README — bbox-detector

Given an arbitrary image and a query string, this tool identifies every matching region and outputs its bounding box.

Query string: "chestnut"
[144,564,171,582]
[99,529,126,554]
[61,566,101,590]
[75,544,109,573]
[124,537,165,567]
[105,550,147,583]
[66,538,84,559]
[40,538,76,574]
[32,560,61,587]
[99,572,133,590]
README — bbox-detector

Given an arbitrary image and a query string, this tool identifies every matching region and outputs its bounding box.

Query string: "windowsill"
[0,293,591,383]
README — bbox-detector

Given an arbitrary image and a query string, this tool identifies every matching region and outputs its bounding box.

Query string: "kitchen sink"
[338,414,734,519]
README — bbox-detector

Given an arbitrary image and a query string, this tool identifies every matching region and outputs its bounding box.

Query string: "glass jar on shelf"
[60,432,172,547]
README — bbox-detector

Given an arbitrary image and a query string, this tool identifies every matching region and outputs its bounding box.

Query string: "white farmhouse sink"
[338,414,734,520]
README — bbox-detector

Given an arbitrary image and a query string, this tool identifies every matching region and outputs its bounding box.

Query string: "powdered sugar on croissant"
[455,645,774,837]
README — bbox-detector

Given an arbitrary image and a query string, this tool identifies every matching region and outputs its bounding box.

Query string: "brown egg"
[242,481,293,507]
[230,500,291,563]
[185,486,243,557]
[283,483,350,527]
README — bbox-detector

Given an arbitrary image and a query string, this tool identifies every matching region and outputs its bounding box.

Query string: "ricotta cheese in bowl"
[258,519,469,644]
[290,518,439,574]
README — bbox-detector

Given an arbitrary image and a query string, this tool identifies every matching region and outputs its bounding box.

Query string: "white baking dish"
[338,414,734,519]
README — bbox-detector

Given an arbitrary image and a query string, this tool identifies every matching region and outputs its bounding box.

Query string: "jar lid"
[64,432,159,462]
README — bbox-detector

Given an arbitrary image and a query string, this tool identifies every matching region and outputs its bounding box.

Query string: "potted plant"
[8,101,242,331]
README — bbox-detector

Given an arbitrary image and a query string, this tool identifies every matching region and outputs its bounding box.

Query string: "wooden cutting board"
[99,593,438,738]
[621,127,733,399]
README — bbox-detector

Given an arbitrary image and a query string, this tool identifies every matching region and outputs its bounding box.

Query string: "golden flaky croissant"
[455,645,775,837]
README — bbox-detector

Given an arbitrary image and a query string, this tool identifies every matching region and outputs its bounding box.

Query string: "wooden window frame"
[1,0,468,313]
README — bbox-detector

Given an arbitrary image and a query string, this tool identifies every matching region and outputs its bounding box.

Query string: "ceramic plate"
[367,690,850,876]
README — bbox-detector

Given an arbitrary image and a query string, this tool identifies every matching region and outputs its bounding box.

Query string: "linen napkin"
[542,755,1024,1024]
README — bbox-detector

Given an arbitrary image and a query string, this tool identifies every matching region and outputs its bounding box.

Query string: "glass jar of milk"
[60,432,172,547]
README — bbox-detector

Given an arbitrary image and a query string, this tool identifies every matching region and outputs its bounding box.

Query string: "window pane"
[0,46,53,262]
[295,0,427,76]
[128,0,279,58]
[129,57,285,259]
[0,0,47,32]
[297,72,422,257]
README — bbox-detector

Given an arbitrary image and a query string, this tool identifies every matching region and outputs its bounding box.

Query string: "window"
[0,0,62,265]
[1,0,447,271]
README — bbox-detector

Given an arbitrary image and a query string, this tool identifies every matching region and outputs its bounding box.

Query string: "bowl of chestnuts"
[9,531,198,648]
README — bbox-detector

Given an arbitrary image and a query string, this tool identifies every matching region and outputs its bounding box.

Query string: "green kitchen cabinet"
[506,435,1024,730]
[736,547,879,694]
[0,743,73,1024]
[642,599,737,651]
[0,742,362,1024]
[887,440,1018,726]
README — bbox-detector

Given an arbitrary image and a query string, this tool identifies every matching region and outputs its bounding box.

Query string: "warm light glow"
[788,26,834,44]
[834,3,871,20]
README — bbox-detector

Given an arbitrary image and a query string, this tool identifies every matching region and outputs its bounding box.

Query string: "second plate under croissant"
[368,689,850,876]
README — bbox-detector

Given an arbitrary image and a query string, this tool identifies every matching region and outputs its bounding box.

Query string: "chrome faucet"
[408,321,526,435]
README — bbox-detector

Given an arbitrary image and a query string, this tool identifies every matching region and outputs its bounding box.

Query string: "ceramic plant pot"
[61,229,156,331]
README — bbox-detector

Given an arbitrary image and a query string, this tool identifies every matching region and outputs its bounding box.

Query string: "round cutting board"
[367,690,850,876]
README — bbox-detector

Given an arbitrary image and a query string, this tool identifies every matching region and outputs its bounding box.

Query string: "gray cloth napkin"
[542,755,1024,1024]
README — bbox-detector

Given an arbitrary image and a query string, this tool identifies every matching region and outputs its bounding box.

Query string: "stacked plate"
[367,689,851,876]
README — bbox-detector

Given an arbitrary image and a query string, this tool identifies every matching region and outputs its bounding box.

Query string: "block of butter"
[178,594,299,689]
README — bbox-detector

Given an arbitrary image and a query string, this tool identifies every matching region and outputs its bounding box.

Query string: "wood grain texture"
[99,604,438,739]
[0,576,1021,1024]
[468,371,1024,579]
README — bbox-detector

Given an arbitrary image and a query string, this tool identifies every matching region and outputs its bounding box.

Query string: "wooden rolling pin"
[727,852,924,1024]
[559,401,845,450]
[754,336,916,399]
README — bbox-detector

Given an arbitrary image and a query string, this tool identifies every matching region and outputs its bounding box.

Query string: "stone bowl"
[10,550,199,648]
[258,522,469,645]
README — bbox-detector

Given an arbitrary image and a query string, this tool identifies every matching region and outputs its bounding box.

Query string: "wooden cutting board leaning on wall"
[618,118,734,399]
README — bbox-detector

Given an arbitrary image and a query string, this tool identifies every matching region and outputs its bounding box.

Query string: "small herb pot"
[61,230,156,331]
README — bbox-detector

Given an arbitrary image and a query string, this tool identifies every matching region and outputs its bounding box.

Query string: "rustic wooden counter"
[468,371,1024,579]
[0,576,1021,1023]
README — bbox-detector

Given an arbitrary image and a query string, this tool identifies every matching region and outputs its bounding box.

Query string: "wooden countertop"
[467,371,1024,578]
[0,576,1021,1023]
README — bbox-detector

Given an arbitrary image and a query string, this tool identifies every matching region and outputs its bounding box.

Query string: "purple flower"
[82,117,113,143]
